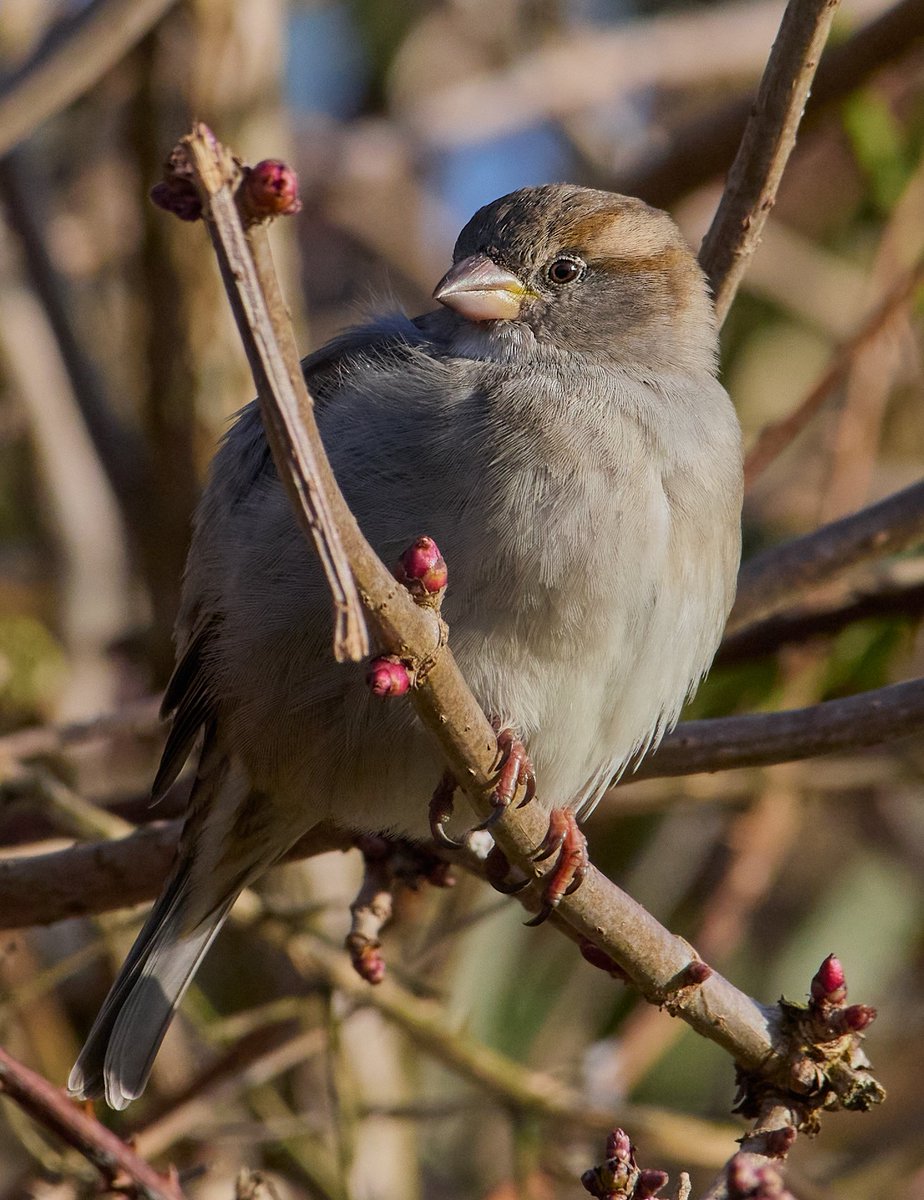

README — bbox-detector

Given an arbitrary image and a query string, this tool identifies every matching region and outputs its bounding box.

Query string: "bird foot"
[524,808,589,926]
[475,726,536,833]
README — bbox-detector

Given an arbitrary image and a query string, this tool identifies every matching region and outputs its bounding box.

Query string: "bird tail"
[67,864,236,1110]
[68,751,266,1110]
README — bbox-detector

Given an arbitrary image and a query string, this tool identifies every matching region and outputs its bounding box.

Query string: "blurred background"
[0,0,923,1197]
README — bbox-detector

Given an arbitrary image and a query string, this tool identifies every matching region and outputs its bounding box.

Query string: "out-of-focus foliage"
[0,1,923,1198]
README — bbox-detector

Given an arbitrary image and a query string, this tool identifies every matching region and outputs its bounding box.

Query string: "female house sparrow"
[69,184,742,1109]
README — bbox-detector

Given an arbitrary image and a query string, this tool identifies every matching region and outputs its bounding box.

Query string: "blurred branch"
[0,695,160,765]
[0,0,180,160]
[0,1045,184,1200]
[743,257,924,487]
[699,0,843,323]
[0,148,151,510]
[621,0,924,207]
[730,478,924,628]
[633,677,924,781]
[280,928,739,1170]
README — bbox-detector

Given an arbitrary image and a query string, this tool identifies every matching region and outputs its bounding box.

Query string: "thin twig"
[743,258,924,486]
[278,928,739,1170]
[0,1045,184,1200]
[0,0,180,160]
[699,0,842,323]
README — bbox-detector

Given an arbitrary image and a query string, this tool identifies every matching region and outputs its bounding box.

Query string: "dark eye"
[546,256,585,285]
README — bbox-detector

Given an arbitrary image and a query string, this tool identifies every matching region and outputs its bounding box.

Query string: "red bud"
[606,1129,633,1163]
[395,536,448,596]
[636,1168,669,1197]
[684,960,713,985]
[727,1155,761,1197]
[366,655,410,697]
[841,1004,876,1032]
[811,954,847,1005]
[239,159,302,219]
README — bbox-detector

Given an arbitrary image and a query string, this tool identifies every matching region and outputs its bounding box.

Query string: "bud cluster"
[580,1129,669,1200]
[727,1154,795,1200]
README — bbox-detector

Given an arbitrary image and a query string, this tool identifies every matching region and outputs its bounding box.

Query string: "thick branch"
[698,0,842,323]
[633,677,924,781]
[0,0,180,160]
[731,478,924,629]
[0,1045,184,1200]
[715,579,924,667]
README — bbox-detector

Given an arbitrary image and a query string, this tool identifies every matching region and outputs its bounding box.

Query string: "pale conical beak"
[433,254,528,322]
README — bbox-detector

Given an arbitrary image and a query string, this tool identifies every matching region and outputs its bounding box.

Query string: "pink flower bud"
[366,655,410,697]
[239,159,302,220]
[150,179,202,222]
[810,954,847,1005]
[841,1004,876,1032]
[605,1129,633,1163]
[395,536,448,596]
[636,1168,669,1197]
[728,1155,761,1197]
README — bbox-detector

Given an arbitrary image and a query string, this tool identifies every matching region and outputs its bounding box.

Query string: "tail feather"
[68,873,234,1110]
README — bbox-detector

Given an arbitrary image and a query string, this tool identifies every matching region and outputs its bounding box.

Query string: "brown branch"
[715,579,924,667]
[0,696,160,765]
[622,0,924,207]
[0,0,180,160]
[0,1045,184,1200]
[743,258,924,487]
[0,822,351,928]
[698,0,842,324]
[634,677,924,781]
[730,478,924,630]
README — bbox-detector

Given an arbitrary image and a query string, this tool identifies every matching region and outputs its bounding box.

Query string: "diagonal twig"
[743,257,924,486]
[0,1045,184,1200]
[184,134,369,662]
[699,0,843,323]
[731,477,924,629]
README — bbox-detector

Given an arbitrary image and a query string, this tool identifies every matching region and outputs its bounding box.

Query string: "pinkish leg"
[525,808,589,926]
[476,728,536,832]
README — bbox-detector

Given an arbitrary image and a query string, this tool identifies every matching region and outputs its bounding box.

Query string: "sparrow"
[69,183,743,1109]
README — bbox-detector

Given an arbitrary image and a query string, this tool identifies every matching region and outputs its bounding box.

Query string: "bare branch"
[731,478,924,629]
[699,0,843,323]
[0,1045,184,1200]
[183,133,368,661]
[0,0,180,160]
[715,579,924,667]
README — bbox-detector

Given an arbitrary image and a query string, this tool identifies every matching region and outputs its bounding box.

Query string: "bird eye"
[546,256,585,285]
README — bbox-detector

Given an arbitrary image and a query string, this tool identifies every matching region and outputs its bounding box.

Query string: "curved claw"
[429,771,462,848]
[525,808,589,925]
[516,772,537,809]
[473,805,507,834]
[485,845,530,895]
[523,904,553,927]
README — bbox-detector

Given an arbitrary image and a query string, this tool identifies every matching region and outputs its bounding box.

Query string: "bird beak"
[433,254,529,322]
